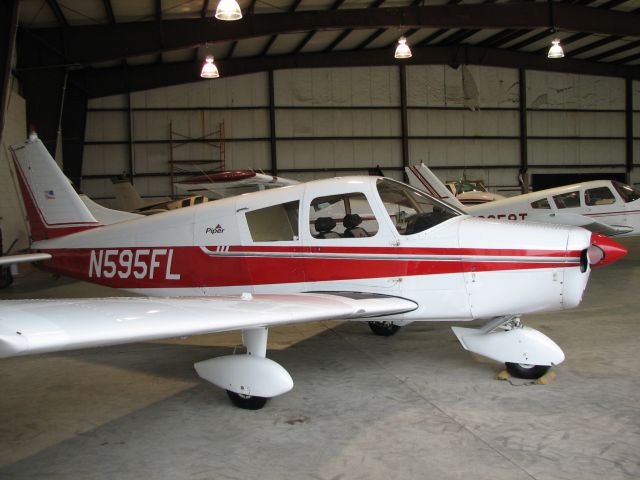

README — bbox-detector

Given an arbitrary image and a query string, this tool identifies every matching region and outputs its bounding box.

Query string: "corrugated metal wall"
[82,66,638,204]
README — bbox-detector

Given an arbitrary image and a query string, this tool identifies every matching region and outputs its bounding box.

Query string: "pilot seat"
[342,214,368,238]
[314,217,341,238]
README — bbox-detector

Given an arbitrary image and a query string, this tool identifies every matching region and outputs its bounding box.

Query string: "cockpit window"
[552,191,581,209]
[246,201,299,242]
[613,181,640,203]
[584,187,615,206]
[376,178,460,235]
[309,193,378,239]
[531,198,551,209]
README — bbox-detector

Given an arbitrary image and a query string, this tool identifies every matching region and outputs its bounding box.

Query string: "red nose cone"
[590,233,627,268]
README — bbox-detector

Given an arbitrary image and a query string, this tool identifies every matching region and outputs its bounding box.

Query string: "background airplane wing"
[0,293,416,358]
[526,211,632,236]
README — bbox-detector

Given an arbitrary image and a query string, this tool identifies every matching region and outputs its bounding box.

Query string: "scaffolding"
[169,118,225,197]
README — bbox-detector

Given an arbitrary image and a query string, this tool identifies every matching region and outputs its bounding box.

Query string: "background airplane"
[111,177,209,215]
[406,163,640,237]
[174,170,298,199]
[444,178,506,205]
[0,134,626,409]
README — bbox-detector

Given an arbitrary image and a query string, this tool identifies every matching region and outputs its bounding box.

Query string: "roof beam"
[586,39,640,61]
[46,0,68,28]
[75,45,640,100]
[258,0,303,57]
[354,0,424,51]
[291,0,346,55]
[22,2,640,68]
[324,0,386,52]
[103,0,116,24]
[226,0,256,59]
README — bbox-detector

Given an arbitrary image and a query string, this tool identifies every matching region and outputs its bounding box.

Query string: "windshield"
[376,178,461,235]
[612,181,640,203]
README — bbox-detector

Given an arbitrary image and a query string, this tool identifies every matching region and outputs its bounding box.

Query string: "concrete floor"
[0,238,639,480]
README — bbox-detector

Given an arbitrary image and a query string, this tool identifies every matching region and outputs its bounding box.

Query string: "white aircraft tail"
[111,178,151,211]
[10,133,101,242]
[405,163,466,210]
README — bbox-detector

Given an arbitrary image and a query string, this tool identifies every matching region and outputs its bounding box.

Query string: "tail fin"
[111,177,147,211]
[405,163,467,210]
[10,133,101,241]
[111,178,169,211]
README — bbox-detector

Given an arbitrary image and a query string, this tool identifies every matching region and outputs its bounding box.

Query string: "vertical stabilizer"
[10,133,100,241]
[405,163,467,210]
[112,177,147,211]
[111,178,169,211]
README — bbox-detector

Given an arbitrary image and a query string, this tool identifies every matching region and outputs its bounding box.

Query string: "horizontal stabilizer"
[0,253,52,267]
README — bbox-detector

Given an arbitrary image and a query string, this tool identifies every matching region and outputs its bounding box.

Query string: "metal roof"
[15,0,640,96]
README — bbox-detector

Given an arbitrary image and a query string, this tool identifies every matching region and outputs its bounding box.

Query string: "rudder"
[10,133,100,241]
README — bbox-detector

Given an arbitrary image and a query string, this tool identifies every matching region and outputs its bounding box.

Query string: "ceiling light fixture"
[547,38,564,59]
[200,55,220,78]
[215,0,242,21]
[394,36,412,59]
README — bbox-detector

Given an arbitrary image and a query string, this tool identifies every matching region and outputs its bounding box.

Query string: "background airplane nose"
[589,233,628,268]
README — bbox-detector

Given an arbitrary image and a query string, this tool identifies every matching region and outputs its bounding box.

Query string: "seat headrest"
[315,217,336,232]
[343,214,362,229]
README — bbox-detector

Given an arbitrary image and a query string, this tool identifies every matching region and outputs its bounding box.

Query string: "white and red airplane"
[407,163,640,237]
[174,170,298,199]
[444,178,506,205]
[0,134,627,409]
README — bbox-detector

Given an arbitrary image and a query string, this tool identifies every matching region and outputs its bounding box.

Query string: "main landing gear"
[451,315,564,379]
[368,321,401,337]
[194,327,293,410]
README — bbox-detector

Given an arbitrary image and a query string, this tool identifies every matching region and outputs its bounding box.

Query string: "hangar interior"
[0,1,640,479]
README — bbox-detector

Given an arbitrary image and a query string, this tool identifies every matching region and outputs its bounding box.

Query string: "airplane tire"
[505,362,550,379]
[226,390,268,410]
[368,321,401,337]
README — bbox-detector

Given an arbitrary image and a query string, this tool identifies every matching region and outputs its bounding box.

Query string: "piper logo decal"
[206,224,225,234]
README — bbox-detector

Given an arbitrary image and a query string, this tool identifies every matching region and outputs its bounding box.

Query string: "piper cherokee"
[0,134,626,409]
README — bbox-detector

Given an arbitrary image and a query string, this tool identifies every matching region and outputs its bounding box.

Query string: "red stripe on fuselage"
[35,245,580,290]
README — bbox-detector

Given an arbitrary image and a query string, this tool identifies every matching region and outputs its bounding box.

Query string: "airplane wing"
[0,293,417,358]
[526,211,633,236]
[0,253,52,266]
[405,164,467,210]
[174,171,298,198]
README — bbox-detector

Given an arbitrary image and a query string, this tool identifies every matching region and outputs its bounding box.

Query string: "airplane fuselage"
[32,177,595,323]
[468,180,640,236]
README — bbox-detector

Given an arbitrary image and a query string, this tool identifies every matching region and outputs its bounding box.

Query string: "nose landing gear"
[452,315,564,379]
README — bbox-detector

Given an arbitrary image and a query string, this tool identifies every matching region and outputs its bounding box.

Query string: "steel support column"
[519,68,529,193]
[268,70,278,176]
[21,68,67,156]
[0,0,19,143]
[60,82,88,187]
[399,64,409,180]
[625,77,633,184]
